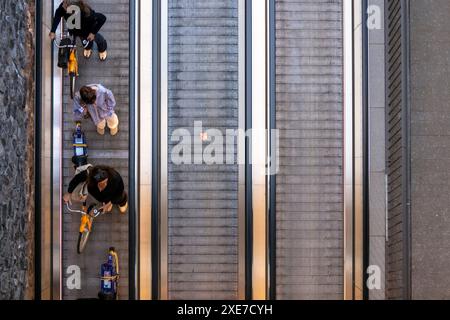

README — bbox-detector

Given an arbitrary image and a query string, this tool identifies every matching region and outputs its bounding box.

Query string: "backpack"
[57,38,72,69]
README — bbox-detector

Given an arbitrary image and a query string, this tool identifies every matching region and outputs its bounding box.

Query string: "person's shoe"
[97,126,105,135]
[84,49,92,59]
[99,51,108,61]
[110,126,119,136]
[119,202,128,214]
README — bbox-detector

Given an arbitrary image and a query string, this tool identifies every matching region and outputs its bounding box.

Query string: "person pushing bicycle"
[49,0,108,61]
[64,165,128,214]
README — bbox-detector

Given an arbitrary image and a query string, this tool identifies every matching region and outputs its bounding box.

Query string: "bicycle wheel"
[70,73,76,100]
[77,230,90,254]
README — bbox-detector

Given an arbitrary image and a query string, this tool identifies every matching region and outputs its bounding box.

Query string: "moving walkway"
[36,0,366,300]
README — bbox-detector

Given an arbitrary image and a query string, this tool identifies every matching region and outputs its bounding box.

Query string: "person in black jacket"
[49,0,108,61]
[64,165,128,214]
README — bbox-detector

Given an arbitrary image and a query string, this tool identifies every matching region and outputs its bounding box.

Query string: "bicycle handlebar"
[53,39,91,49]
[66,203,104,218]
[66,203,85,215]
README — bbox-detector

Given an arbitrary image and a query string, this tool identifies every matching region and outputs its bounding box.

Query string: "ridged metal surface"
[62,0,130,300]
[385,0,405,300]
[167,0,239,300]
[274,0,344,300]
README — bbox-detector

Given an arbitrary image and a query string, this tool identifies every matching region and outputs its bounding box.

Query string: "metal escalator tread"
[275,0,344,300]
[167,0,239,300]
[62,0,130,300]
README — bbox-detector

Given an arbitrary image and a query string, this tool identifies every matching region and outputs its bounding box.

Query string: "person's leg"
[112,192,128,214]
[97,119,106,135]
[95,33,108,52]
[106,113,119,136]
[95,33,108,61]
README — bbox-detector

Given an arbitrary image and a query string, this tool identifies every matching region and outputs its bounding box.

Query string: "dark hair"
[88,166,112,189]
[80,86,96,104]
[67,0,92,16]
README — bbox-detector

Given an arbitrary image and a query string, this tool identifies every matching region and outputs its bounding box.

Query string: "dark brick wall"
[0,0,35,300]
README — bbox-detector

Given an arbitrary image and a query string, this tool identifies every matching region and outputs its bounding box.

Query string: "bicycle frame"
[79,205,92,233]
[54,35,89,76]
[68,49,78,76]
[66,203,104,234]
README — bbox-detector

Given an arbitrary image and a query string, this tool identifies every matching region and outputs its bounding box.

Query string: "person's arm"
[109,171,125,200]
[73,95,85,122]
[90,12,107,35]
[104,88,116,112]
[68,171,88,194]
[51,4,66,33]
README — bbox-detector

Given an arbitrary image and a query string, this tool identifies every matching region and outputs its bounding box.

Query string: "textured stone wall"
[0,0,35,300]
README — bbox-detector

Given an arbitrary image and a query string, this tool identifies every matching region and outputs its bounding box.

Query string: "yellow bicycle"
[54,34,90,99]
[66,203,105,254]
